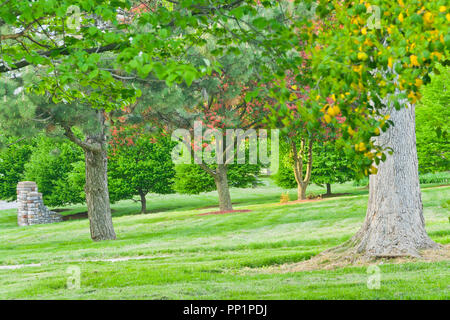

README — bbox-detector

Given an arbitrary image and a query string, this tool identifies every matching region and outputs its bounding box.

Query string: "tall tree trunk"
[214,164,233,211]
[84,144,116,241]
[326,183,332,196]
[62,111,116,241]
[350,105,437,257]
[139,191,147,214]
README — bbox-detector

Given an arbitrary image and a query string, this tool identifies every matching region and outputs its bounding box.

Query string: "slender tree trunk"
[84,144,116,241]
[292,138,314,200]
[214,164,233,211]
[139,191,147,214]
[297,182,307,200]
[326,183,332,195]
[350,105,437,257]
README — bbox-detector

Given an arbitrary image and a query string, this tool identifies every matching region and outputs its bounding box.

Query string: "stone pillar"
[16,181,62,226]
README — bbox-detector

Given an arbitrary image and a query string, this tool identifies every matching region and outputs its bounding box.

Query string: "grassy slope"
[0,180,448,299]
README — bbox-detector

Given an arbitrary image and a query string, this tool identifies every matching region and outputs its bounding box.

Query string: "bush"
[353,172,449,187]
[0,139,34,201]
[419,172,450,184]
[24,136,85,207]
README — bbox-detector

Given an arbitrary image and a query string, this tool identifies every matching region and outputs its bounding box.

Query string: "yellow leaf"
[424,12,434,24]
[359,142,366,151]
[410,55,420,67]
[358,52,368,61]
[415,78,423,87]
[348,127,355,135]
[333,106,340,115]
[374,128,380,135]
[388,57,393,68]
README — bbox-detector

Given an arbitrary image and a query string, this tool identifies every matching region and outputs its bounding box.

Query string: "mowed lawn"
[0,180,448,299]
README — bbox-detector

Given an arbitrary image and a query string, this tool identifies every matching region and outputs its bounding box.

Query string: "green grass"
[0,180,449,299]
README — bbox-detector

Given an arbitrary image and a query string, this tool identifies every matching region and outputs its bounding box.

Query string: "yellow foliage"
[410,55,420,67]
[423,12,434,24]
[357,52,368,61]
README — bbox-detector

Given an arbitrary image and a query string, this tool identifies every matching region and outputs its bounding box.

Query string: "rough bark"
[350,104,437,257]
[214,164,233,211]
[62,111,116,241]
[292,138,313,200]
[139,191,147,214]
[84,143,116,241]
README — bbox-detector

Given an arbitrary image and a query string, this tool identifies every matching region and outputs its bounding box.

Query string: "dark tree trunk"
[350,104,437,257]
[214,164,233,211]
[84,144,116,241]
[139,191,147,214]
[326,183,332,195]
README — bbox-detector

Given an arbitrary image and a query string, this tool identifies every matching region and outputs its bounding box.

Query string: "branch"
[62,124,102,152]
[0,42,123,73]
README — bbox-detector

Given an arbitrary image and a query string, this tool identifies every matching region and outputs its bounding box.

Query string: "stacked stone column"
[17,181,63,226]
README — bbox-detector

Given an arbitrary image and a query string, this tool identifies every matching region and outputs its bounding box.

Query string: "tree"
[274,137,354,197]
[0,0,306,239]
[311,141,355,195]
[309,1,449,257]
[108,131,176,213]
[174,162,262,199]
[0,138,34,201]
[0,74,117,240]
[24,135,85,207]
[416,64,449,173]
[125,41,274,211]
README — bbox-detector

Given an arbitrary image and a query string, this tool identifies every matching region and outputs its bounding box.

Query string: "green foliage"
[174,163,262,195]
[353,172,450,187]
[0,139,34,201]
[419,172,450,185]
[311,141,356,187]
[416,64,450,173]
[108,135,177,202]
[273,138,355,190]
[173,164,216,195]
[24,136,85,207]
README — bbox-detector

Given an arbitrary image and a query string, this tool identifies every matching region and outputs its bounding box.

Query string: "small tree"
[108,132,176,213]
[311,141,355,195]
[24,135,85,207]
[0,138,34,201]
